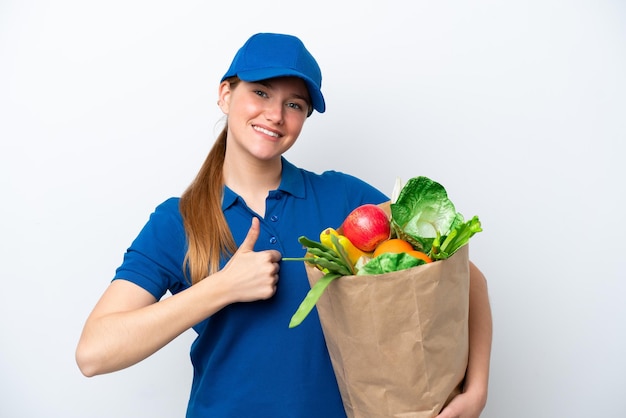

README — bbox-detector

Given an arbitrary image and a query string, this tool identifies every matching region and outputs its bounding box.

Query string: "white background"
[1,1,624,417]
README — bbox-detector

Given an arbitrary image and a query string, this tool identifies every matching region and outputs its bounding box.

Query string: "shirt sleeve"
[113,198,189,300]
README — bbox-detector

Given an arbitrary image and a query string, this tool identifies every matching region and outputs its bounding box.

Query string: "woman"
[76,32,492,418]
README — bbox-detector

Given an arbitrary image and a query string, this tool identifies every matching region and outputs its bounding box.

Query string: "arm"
[437,261,493,418]
[76,217,281,377]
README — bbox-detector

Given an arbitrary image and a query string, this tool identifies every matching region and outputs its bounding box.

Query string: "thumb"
[238,217,260,252]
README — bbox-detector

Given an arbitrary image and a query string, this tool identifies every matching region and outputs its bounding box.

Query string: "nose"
[264,99,284,124]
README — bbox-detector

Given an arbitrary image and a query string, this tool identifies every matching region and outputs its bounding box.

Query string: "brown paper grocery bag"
[306,244,470,418]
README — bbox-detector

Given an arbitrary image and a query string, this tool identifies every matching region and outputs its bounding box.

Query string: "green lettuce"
[357,252,428,275]
[390,176,482,260]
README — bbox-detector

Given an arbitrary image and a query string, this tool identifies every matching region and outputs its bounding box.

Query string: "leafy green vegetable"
[431,215,482,260]
[357,252,427,275]
[390,176,481,259]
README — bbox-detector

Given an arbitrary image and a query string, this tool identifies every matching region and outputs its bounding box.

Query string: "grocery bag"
[305,244,470,418]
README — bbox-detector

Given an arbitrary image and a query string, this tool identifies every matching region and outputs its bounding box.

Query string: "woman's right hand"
[218,217,282,303]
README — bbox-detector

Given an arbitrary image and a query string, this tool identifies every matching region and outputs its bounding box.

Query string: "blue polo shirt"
[114,158,388,418]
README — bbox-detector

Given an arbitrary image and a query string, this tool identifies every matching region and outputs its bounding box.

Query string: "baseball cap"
[221,33,326,114]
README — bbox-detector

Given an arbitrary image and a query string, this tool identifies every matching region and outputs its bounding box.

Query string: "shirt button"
[270,215,279,222]
[269,236,278,244]
[274,193,282,200]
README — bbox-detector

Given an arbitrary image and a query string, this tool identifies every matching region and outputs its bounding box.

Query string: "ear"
[217,81,232,114]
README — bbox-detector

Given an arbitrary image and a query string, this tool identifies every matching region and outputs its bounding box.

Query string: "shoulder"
[155,197,181,213]
[136,197,185,241]
[286,158,370,189]
[149,197,182,223]
[299,167,388,204]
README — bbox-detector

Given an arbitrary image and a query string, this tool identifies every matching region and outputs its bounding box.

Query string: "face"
[218,77,311,163]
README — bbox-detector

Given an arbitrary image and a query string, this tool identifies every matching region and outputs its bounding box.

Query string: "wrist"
[195,271,234,311]
[462,379,488,410]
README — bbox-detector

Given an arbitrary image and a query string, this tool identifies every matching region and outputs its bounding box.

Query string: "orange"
[406,250,433,263]
[373,238,414,258]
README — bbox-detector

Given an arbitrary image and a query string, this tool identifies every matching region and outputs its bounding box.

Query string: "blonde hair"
[179,79,240,284]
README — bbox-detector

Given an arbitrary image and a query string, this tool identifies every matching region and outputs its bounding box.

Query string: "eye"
[286,102,303,111]
[253,90,269,98]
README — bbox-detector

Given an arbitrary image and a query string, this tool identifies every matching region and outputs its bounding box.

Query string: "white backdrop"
[1,1,624,417]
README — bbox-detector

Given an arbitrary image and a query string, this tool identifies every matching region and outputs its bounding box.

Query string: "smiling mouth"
[253,125,280,138]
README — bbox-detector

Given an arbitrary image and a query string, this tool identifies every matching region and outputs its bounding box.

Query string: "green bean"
[282,254,349,275]
[290,235,352,273]
[314,258,351,275]
[289,273,341,328]
[305,247,343,265]
[297,236,333,252]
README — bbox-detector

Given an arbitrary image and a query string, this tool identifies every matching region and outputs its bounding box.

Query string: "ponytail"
[180,126,237,284]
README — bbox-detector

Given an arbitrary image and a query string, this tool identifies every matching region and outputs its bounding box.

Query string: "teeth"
[254,126,279,138]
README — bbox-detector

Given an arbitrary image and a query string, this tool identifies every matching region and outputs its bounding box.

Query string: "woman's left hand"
[434,389,487,418]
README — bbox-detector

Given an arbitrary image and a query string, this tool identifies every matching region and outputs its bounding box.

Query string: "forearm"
[464,262,493,404]
[76,277,232,377]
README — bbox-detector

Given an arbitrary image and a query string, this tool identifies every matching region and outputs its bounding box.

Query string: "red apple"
[341,204,391,252]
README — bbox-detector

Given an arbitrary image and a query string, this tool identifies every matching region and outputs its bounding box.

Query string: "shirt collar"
[221,157,305,211]
[277,157,306,198]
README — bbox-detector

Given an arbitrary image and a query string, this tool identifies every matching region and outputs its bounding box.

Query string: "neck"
[223,154,283,216]
[224,157,282,190]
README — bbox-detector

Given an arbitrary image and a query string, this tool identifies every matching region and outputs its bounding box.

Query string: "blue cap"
[221,33,325,114]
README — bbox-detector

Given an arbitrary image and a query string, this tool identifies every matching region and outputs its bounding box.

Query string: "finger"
[270,250,283,263]
[238,217,260,252]
[434,407,455,418]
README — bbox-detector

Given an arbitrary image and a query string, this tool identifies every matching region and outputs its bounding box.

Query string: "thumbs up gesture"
[220,217,282,302]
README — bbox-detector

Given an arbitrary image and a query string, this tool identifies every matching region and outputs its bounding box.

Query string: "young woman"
[76,32,492,418]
